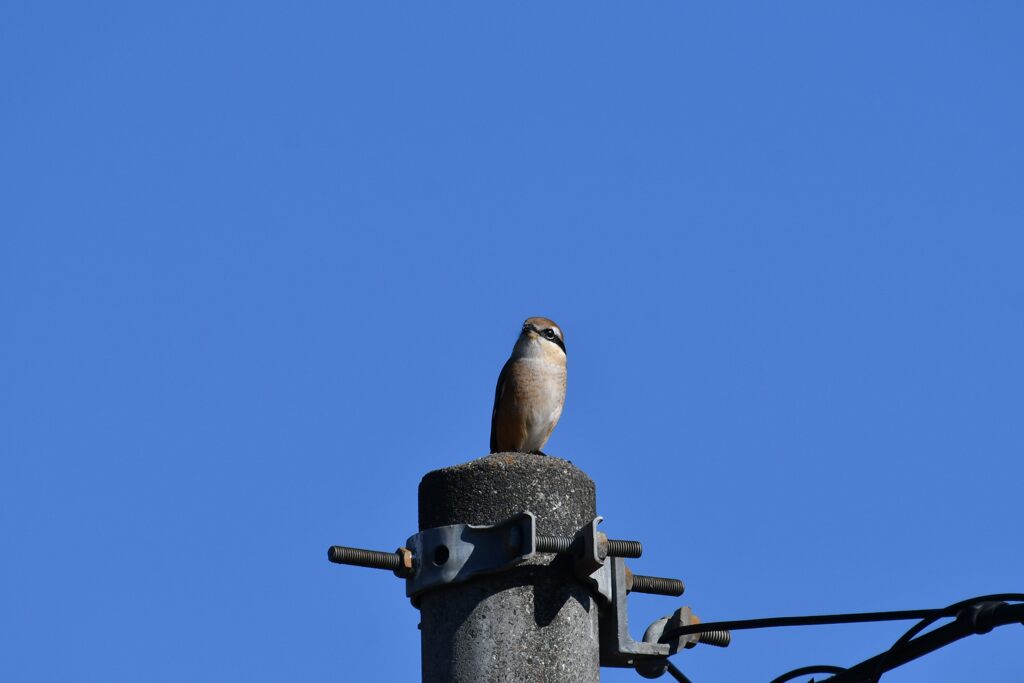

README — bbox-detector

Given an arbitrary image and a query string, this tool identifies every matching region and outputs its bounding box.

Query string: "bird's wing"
[489,359,513,453]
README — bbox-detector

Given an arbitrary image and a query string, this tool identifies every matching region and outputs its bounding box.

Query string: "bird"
[489,317,567,455]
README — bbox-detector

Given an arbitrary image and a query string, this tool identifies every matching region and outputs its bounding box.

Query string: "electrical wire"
[659,608,943,641]
[889,593,1024,651]
[775,597,1024,683]
[862,594,1024,683]
[657,595,1024,683]
[815,601,1024,682]
[768,665,847,683]
[665,661,693,683]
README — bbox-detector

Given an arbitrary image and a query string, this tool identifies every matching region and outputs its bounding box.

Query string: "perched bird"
[489,317,567,454]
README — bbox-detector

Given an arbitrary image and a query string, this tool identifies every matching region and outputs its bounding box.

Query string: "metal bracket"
[404,511,537,603]
[635,606,731,678]
[575,517,613,603]
[599,557,671,667]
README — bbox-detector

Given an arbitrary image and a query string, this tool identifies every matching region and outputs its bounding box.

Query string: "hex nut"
[395,547,414,577]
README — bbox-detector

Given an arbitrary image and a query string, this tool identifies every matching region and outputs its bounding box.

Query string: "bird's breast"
[506,358,565,432]
[492,356,566,453]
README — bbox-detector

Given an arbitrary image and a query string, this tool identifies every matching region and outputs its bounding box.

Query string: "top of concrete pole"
[418,452,596,535]
[417,452,601,683]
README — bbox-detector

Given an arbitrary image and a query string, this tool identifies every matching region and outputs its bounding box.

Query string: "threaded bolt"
[605,539,643,558]
[697,630,731,647]
[328,545,411,576]
[630,574,685,597]
[534,535,643,558]
[535,535,574,554]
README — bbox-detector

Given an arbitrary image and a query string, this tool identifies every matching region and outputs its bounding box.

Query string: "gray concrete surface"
[418,452,600,682]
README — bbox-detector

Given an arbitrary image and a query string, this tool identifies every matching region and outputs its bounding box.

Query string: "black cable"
[891,593,1024,650]
[660,608,942,641]
[817,600,1024,683]
[668,595,1024,683]
[665,661,693,683]
[769,665,847,683]
[862,594,1024,683]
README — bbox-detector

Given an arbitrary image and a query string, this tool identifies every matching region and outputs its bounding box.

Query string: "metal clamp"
[576,517,614,602]
[404,511,537,603]
[599,556,673,667]
[328,512,538,604]
[634,606,731,679]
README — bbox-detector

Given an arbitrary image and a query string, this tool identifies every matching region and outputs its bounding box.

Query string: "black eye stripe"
[521,323,566,353]
[546,331,565,353]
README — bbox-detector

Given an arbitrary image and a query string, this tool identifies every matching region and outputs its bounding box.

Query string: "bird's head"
[514,316,566,362]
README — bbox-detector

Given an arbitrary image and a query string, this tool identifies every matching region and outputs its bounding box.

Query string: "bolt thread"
[606,539,643,558]
[534,536,643,558]
[536,536,574,554]
[327,545,401,571]
[698,630,731,647]
[630,574,685,597]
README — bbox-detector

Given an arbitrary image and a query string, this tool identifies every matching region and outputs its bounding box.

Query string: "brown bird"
[489,317,567,454]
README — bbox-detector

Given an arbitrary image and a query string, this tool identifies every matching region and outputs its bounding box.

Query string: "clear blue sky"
[3,3,1022,682]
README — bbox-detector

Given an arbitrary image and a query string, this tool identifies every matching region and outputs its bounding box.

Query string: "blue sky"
[2,3,1022,681]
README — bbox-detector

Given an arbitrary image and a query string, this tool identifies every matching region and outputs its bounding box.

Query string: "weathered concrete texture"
[418,453,600,683]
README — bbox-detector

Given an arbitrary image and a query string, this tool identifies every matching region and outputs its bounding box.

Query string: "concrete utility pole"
[328,451,689,679]
[418,452,600,683]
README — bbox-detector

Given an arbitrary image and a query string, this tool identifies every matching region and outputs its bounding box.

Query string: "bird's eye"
[544,329,556,340]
